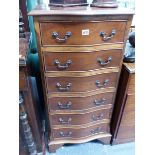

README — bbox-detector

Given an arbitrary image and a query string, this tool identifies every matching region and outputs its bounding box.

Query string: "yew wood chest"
[29,5,133,153]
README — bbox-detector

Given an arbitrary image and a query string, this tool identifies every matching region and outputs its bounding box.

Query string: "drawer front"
[19,71,27,90]
[40,21,127,46]
[46,72,118,93]
[43,50,122,71]
[49,108,112,126]
[52,123,110,139]
[49,92,114,111]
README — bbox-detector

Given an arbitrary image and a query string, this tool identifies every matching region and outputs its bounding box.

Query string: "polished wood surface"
[40,21,126,46]
[113,95,135,143]
[29,5,133,152]
[110,63,135,144]
[43,50,122,71]
[123,62,135,73]
[46,72,118,93]
[49,133,111,145]
[52,123,110,139]
[45,67,119,77]
[50,108,112,126]
[41,43,124,51]
[28,5,134,16]
[48,92,114,111]
[48,87,116,98]
[52,119,110,129]
[127,76,135,94]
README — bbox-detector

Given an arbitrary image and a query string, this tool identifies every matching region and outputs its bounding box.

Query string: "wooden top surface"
[123,62,135,74]
[28,4,134,16]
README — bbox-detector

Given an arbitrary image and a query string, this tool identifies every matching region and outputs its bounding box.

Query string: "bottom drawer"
[52,123,110,139]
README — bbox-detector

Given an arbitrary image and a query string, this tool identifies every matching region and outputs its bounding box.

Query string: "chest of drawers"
[29,6,133,153]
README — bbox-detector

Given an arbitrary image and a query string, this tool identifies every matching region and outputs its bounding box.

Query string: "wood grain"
[40,21,126,46]
[46,72,118,93]
[48,92,114,112]
[111,63,135,144]
[49,108,112,126]
[43,50,122,71]
[29,5,134,152]
[49,133,112,145]
[47,87,116,98]
[45,67,119,77]
[52,119,110,129]
[49,104,113,115]
[52,123,110,139]
[41,43,124,51]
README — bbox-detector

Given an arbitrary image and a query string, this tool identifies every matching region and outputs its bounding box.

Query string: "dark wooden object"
[29,6,133,153]
[19,0,29,31]
[91,0,118,8]
[19,34,42,155]
[111,63,135,144]
[19,94,37,155]
[49,0,88,7]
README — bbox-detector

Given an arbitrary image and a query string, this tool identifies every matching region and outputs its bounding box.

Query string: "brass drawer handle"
[59,131,72,137]
[100,30,116,41]
[59,118,72,124]
[97,56,112,66]
[52,31,72,43]
[56,83,72,92]
[95,79,109,88]
[94,98,107,106]
[92,113,104,121]
[90,127,102,134]
[57,101,72,110]
[54,59,72,70]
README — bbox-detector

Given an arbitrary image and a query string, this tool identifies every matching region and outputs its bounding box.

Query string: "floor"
[46,141,135,155]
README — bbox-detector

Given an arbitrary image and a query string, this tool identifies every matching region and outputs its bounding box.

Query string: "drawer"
[49,108,112,126]
[40,21,127,46]
[46,72,118,93]
[48,92,114,111]
[52,123,110,139]
[43,50,122,71]
[19,71,27,90]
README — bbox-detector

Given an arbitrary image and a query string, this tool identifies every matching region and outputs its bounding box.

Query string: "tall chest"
[29,6,133,153]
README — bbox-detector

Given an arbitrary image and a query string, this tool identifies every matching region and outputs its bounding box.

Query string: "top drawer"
[40,21,127,46]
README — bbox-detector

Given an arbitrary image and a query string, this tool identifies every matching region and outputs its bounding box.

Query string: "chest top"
[28,4,134,16]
